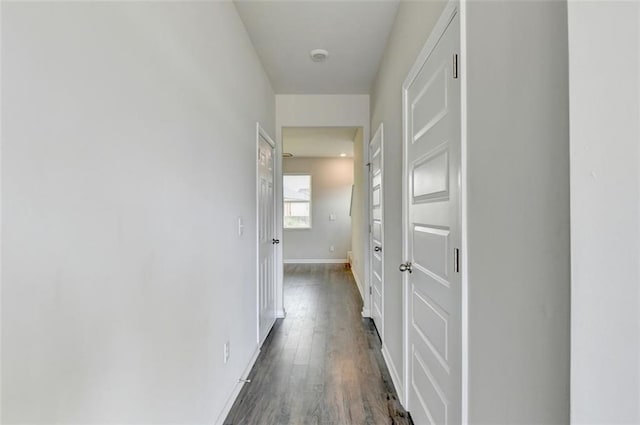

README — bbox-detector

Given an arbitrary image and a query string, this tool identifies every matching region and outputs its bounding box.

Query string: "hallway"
[3,1,638,424]
[224,264,407,425]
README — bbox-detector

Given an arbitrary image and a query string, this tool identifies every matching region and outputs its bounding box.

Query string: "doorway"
[280,127,363,312]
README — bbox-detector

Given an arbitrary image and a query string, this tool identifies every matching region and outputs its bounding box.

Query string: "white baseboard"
[351,268,364,300]
[276,308,286,318]
[214,346,260,425]
[381,343,405,408]
[352,269,370,317]
[284,259,347,264]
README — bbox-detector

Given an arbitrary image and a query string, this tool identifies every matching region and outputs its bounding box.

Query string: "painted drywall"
[351,127,365,297]
[275,95,369,314]
[465,1,570,422]
[283,158,353,261]
[282,127,357,158]
[1,2,274,423]
[568,2,640,423]
[370,0,447,395]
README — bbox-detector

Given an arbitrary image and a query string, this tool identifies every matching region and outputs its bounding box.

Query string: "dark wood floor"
[224,263,409,425]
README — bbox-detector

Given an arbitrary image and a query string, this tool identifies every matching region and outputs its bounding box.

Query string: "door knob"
[399,262,412,273]
[374,246,382,252]
[272,239,280,245]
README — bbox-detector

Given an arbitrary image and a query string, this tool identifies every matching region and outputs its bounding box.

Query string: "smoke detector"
[310,49,329,63]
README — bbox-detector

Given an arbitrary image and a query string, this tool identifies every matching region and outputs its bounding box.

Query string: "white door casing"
[402,5,462,425]
[257,124,277,345]
[369,124,385,338]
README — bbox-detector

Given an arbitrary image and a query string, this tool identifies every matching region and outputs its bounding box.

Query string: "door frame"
[401,0,467,414]
[275,124,371,319]
[369,123,385,339]
[256,122,277,346]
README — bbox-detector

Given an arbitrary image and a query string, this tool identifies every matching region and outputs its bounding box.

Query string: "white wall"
[464,1,570,422]
[275,95,369,314]
[283,157,353,261]
[351,127,365,297]
[568,2,640,423]
[370,0,446,396]
[1,2,274,423]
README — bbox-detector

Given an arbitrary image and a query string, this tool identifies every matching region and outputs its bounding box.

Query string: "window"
[284,174,311,229]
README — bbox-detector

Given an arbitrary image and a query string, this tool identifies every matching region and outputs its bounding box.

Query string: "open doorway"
[280,127,366,317]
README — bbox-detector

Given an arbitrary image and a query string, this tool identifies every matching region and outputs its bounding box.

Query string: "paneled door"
[257,125,277,345]
[402,6,461,425]
[369,124,385,337]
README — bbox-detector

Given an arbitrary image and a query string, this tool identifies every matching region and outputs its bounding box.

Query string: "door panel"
[373,222,382,242]
[404,10,461,425]
[372,273,383,320]
[258,131,276,345]
[412,348,448,424]
[369,124,384,336]
[373,186,381,207]
[373,254,383,279]
[413,225,449,281]
[412,147,449,201]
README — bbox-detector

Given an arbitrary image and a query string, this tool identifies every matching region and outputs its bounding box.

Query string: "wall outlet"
[329,213,336,221]
[237,217,244,237]
[224,341,230,364]
[329,245,335,252]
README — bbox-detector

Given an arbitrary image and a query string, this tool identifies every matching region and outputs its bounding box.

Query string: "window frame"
[283,173,312,230]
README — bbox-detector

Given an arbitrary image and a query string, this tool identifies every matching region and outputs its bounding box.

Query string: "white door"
[402,7,461,425]
[369,124,384,337]
[258,126,277,345]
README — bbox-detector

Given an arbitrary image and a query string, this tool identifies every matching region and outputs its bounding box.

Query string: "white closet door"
[403,8,462,425]
[369,124,384,337]
[258,129,277,345]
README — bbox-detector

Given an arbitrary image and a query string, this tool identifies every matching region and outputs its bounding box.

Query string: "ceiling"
[234,1,400,94]
[283,127,358,158]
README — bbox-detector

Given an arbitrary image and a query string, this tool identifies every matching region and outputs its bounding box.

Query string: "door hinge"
[369,286,372,295]
[369,224,372,233]
[454,248,460,273]
[366,162,372,167]
[453,53,459,79]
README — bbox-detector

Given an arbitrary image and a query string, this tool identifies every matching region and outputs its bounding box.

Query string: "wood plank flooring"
[224,264,409,425]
